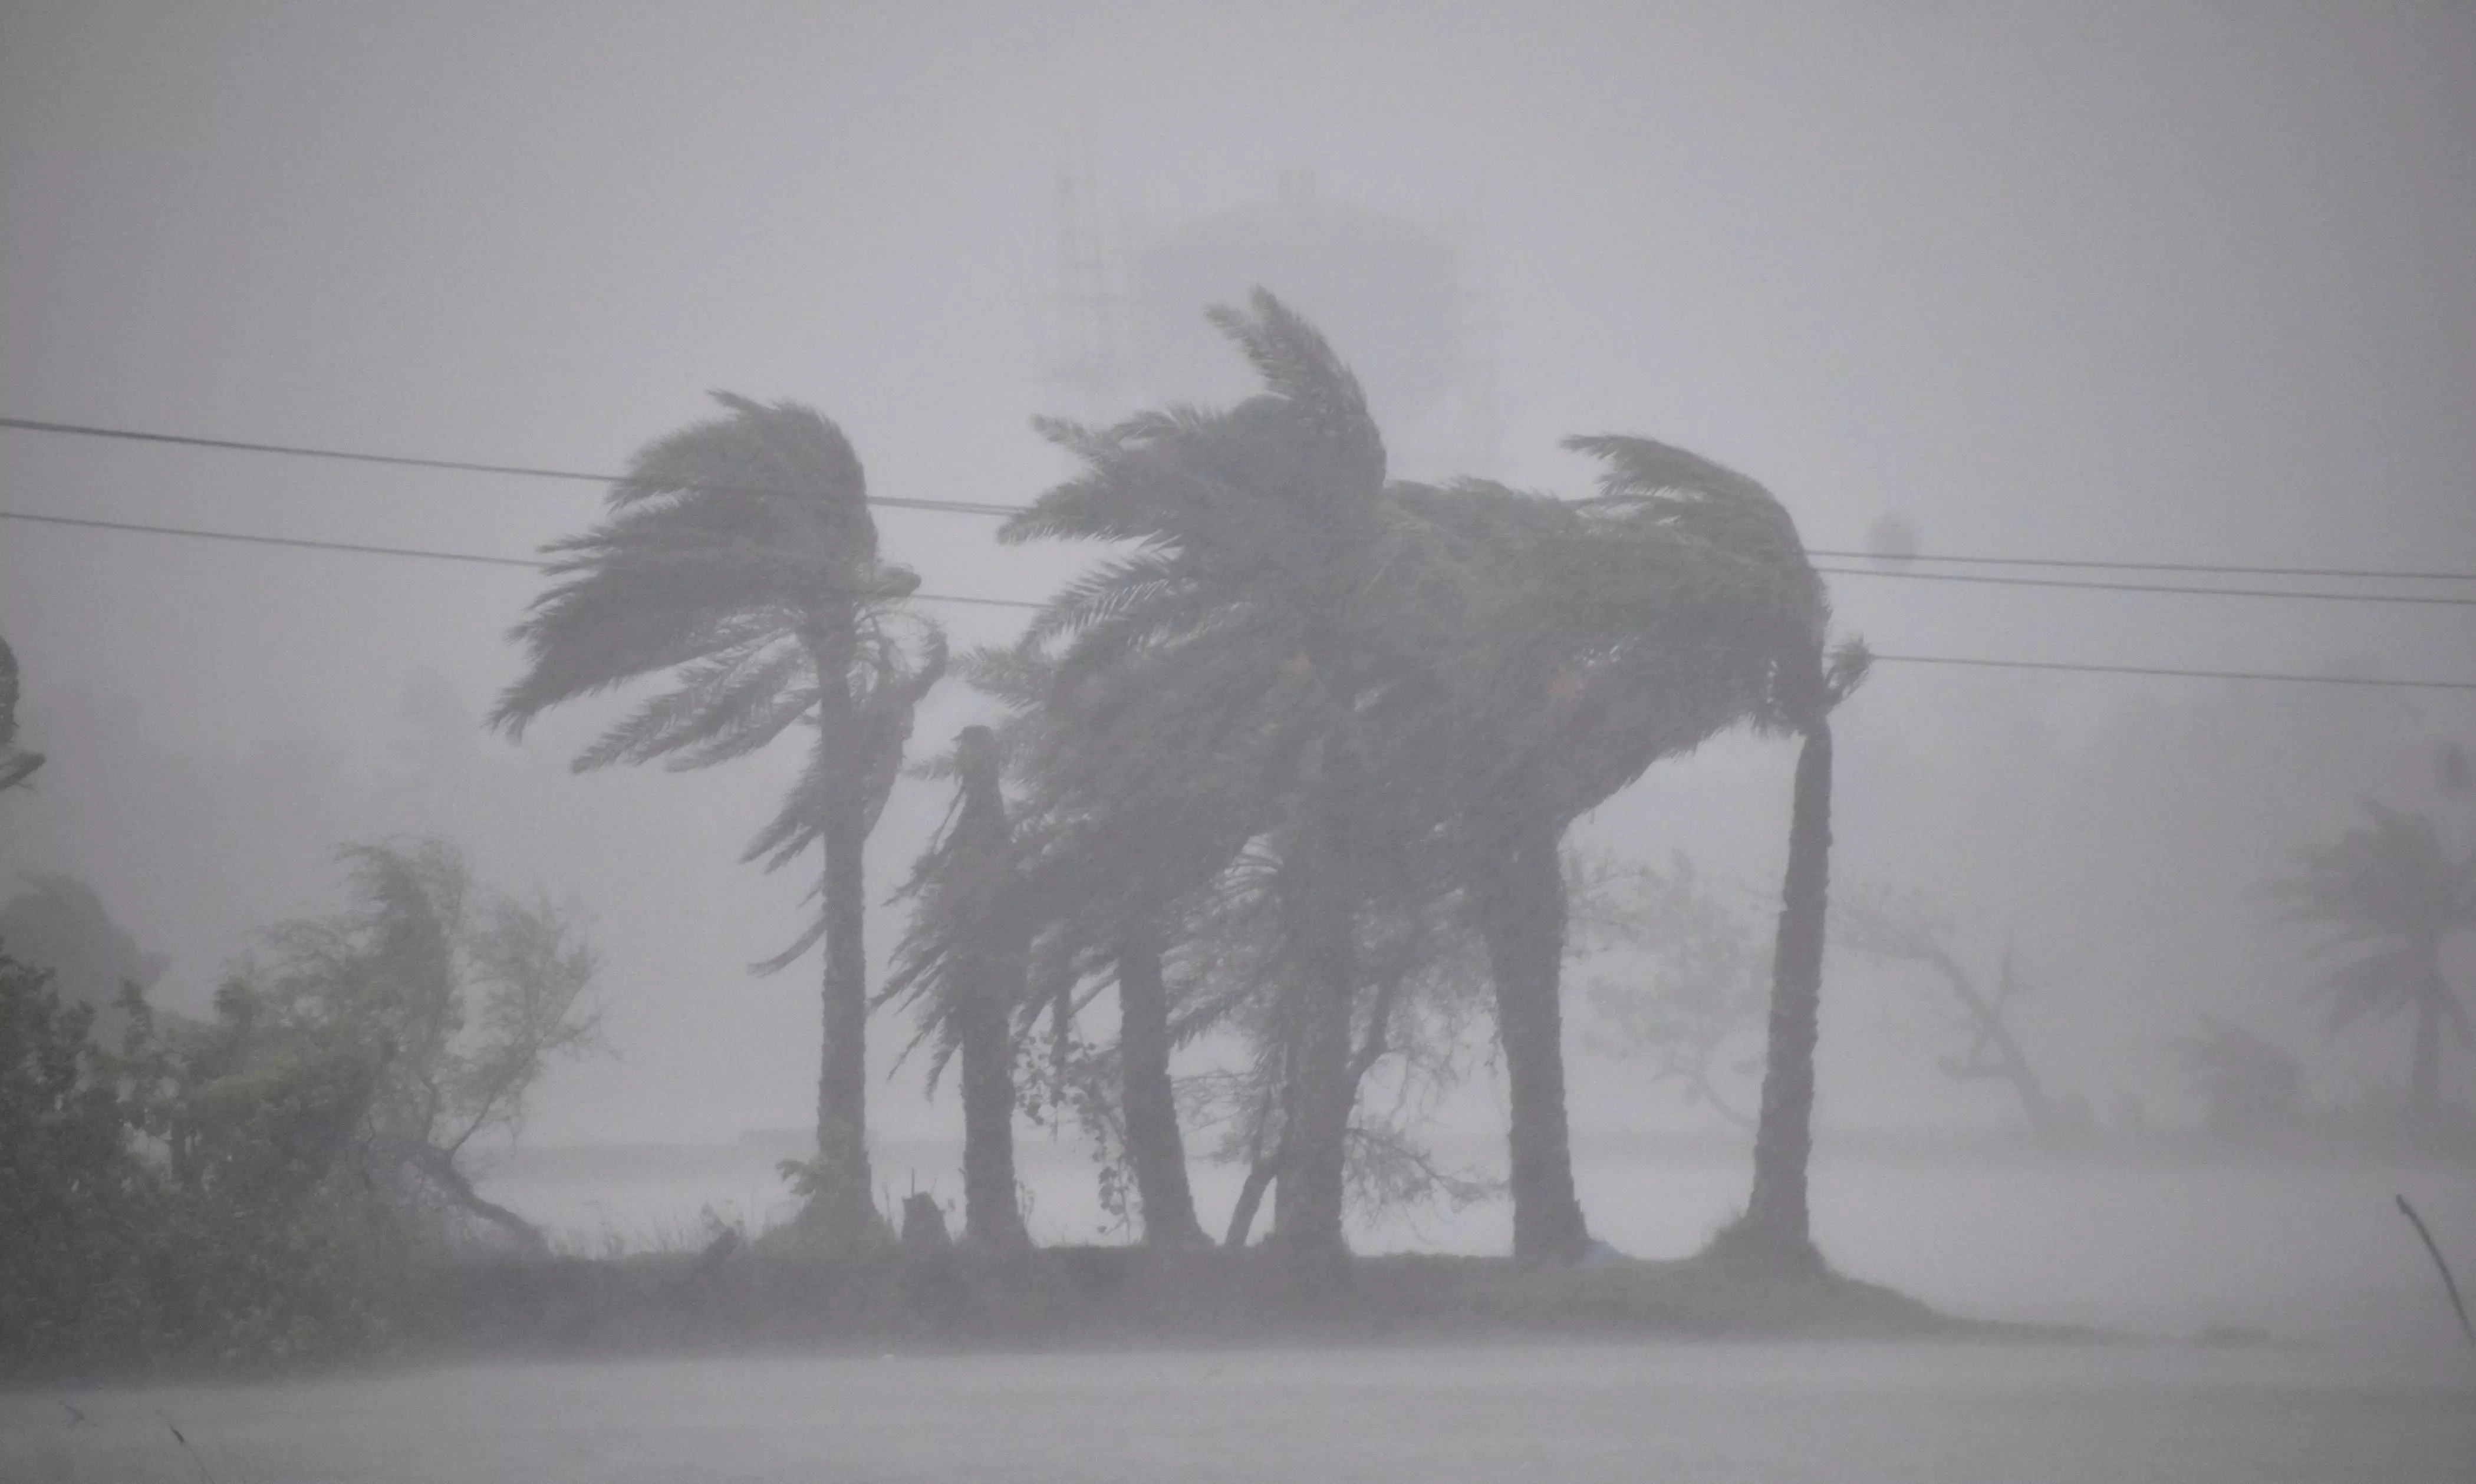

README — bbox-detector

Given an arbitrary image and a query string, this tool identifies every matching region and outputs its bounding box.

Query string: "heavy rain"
[2,4,2472,1480]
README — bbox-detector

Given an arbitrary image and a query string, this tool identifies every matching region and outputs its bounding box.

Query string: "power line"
[1809,565,2476,608]
[5,508,542,570]
[0,415,1023,519]
[1806,548,2475,583]
[1863,653,2466,691]
[9,413,2475,591]
[7,506,2473,692]
[0,509,1042,608]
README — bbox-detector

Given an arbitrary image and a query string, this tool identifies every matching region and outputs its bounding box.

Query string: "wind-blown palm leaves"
[490,394,944,1245]
[2267,802,2474,1111]
[998,294,1838,1263]
[1000,291,1415,1260]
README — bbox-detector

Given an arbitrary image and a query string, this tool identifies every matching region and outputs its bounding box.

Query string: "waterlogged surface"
[10,1343,2471,1483]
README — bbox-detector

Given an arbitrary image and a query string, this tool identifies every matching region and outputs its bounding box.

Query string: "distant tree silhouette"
[2266,803,2473,1112]
[2171,1015,2308,1136]
[0,637,44,793]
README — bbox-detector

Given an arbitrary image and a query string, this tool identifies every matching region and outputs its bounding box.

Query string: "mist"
[3,3,2472,1479]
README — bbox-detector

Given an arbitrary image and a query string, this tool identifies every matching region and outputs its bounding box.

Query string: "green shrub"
[0,951,153,1373]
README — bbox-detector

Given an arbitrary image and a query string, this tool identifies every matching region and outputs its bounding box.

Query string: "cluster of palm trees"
[493,294,1863,1270]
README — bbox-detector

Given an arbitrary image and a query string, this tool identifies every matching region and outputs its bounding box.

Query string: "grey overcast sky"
[2,1,2472,1150]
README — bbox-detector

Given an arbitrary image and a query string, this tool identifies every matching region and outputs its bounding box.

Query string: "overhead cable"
[7,506,2472,692]
[8,414,2473,592]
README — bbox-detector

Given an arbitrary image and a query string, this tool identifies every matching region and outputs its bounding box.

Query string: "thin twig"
[159,1411,222,1484]
[2395,1195,2475,1351]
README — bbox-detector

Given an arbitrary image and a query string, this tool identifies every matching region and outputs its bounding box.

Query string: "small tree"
[241,839,604,1252]
[1576,853,1768,1130]
[0,951,150,1373]
[1833,883,2062,1138]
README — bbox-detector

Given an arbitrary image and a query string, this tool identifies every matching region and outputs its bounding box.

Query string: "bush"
[0,954,401,1377]
[0,951,153,1373]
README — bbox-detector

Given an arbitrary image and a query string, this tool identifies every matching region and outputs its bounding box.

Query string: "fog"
[2,3,2472,1477]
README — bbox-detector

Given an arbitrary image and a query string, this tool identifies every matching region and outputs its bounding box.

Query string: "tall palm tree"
[883,725,1031,1251]
[2267,803,2474,1112]
[490,394,943,1245]
[1713,635,1869,1271]
[1001,291,1402,1261]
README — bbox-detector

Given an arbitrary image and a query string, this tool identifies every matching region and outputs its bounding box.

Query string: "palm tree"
[1713,635,1869,1272]
[883,726,1031,1251]
[1001,291,1402,1261]
[490,394,943,1245]
[2267,803,2474,1112]
[1391,443,1824,1261]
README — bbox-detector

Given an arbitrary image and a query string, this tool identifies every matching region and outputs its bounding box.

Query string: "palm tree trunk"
[956,983,1027,1250]
[1273,889,1357,1262]
[2411,970,2443,1112]
[812,789,881,1246]
[1471,813,1589,1263]
[952,736,1030,1252]
[1272,735,1361,1264]
[1117,920,1209,1246]
[1721,719,1835,1270]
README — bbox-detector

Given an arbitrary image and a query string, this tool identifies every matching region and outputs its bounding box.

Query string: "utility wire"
[1862,654,2464,691]
[6,506,2474,692]
[0,415,1021,518]
[8,413,2475,591]
[1805,548,2475,583]
[1809,565,2476,608]
[0,509,1039,608]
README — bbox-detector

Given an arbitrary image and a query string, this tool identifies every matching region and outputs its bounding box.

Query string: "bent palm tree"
[1392,440,1824,1261]
[490,394,943,1245]
[2267,803,2474,1112]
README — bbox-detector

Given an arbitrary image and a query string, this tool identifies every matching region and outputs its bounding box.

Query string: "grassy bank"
[394,1246,2040,1361]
